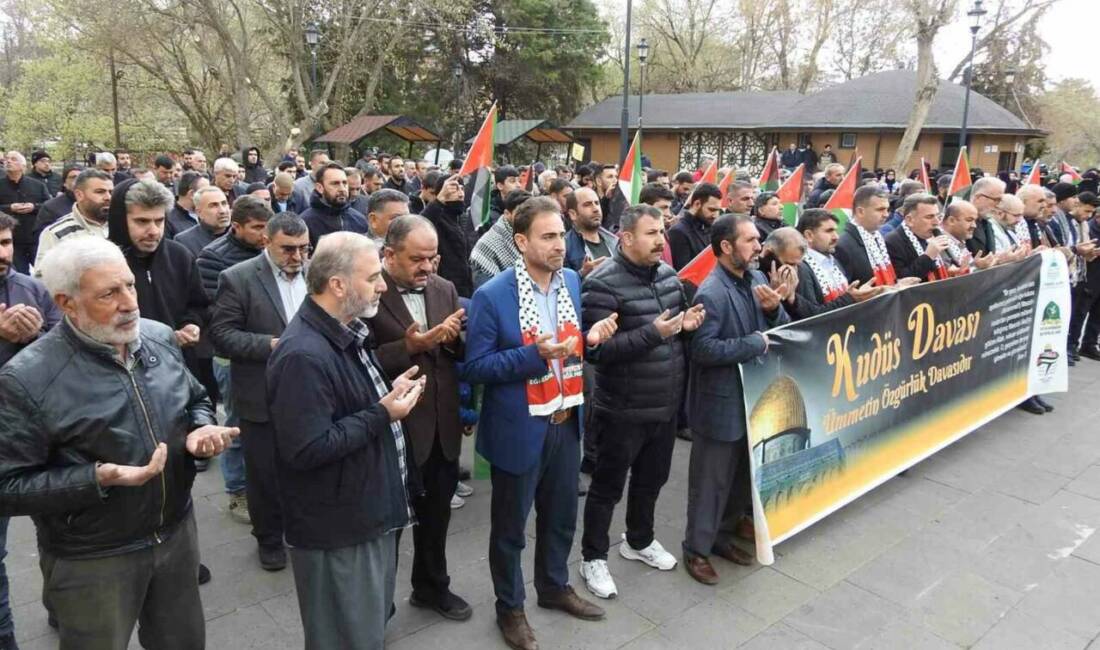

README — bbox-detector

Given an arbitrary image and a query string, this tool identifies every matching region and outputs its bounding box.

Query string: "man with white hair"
[0,236,239,648]
[267,232,424,649]
[95,151,118,178]
[0,151,51,273]
[213,157,244,206]
[967,176,1006,257]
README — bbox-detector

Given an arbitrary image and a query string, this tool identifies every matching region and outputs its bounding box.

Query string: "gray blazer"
[209,253,295,423]
[688,264,788,442]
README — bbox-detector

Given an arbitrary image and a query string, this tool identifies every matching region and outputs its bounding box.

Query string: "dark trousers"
[0,517,10,637]
[1070,282,1100,350]
[401,435,459,601]
[683,435,752,559]
[45,512,204,650]
[581,363,599,466]
[582,416,676,561]
[489,418,579,614]
[240,418,284,548]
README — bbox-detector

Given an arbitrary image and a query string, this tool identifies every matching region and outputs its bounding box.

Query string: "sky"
[936,0,1100,91]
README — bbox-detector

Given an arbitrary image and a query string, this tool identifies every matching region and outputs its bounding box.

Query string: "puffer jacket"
[299,191,370,249]
[0,318,215,558]
[581,248,689,422]
[196,230,261,300]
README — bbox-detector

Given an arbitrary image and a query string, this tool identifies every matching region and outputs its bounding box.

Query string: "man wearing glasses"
[966,177,1007,257]
[210,212,311,571]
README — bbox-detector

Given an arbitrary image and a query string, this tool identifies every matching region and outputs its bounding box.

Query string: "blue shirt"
[529,271,563,385]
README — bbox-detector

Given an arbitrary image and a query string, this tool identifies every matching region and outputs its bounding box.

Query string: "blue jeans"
[213,359,246,495]
[0,516,11,636]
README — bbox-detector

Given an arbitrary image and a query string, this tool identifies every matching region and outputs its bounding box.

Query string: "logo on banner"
[1036,344,1059,376]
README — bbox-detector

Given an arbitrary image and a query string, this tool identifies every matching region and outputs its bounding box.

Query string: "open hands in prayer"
[404,308,465,354]
[187,425,241,458]
[847,279,883,303]
[95,443,168,487]
[681,303,706,332]
[753,284,784,311]
[0,303,43,344]
[380,366,426,421]
[585,313,618,346]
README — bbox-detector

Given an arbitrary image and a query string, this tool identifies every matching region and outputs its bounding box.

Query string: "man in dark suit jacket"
[367,215,471,622]
[966,176,1007,257]
[834,185,900,286]
[786,208,883,320]
[683,214,789,585]
[209,212,311,571]
[459,197,616,650]
[668,182,723,270]
[884,193,954,282]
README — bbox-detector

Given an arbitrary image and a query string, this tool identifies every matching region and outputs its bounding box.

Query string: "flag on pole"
[618,130,644,204]
[758,148,780,191]
[684,158,719,208]
[919,158,932,193]
[677,247,716,287]
[1061,161,1082,185]
[459,103,498,229]
[1024,159,1042,186]
[518,166,532,192]
[823,156,863,229]
[778,163,806,226]
[948,147,972,199]
[718,168,735,208]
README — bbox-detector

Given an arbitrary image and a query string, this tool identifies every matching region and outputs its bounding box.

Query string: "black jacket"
[582,249,689,422]
[166,204,198,240]
[29,169,61,197]
[107,179,208,331]
[668,210,711,270]
[0,174,51,243]
[196,230,261,301]
[242,147,267,184]
[807,176,837,208]
[754,216,784,240]
[884,227,938,281]
[780,149,801,168]
[422,199,478,298]
[266,297,416,549]
[791,259,855,319]
[34,191,76,238]
[967,216,996,257]
[175,223,223,259]
[299,191,370,249]
[834,222,876,285]
[0,318,215,558]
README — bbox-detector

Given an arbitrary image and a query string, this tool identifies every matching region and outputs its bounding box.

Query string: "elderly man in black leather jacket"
[0,236,238,650]
[577,204,705,600]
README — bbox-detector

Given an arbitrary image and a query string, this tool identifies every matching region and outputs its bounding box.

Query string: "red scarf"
[515,261,584,417]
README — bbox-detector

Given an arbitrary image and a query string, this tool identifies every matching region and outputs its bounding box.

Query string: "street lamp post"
[619,0,633,162]
[637,37,649,131]
[959,0,987,150]
[451,62,463,155]
[304,24,320,100]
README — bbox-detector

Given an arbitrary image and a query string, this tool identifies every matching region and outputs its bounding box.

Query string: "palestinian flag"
[919,157,932,193]
[823,156,862,229]
[948,147,972,199]
[1024,159,1042,186]
[518,166,532,192]
[459,103,498,229]
[758,148,780,191]
[678,247,716,288]
[618,131,644,204]
[685,158,719,208]
[718,168,735,209]
[778,163,806,226]
[1061,161,1082,185]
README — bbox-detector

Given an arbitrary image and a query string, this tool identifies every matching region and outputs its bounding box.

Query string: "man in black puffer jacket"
[0,234,238,648]
[421,173,477,298]
[577,204,707,599]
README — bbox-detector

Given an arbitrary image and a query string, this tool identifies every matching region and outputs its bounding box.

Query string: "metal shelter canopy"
[464,119,573,146]
[314,114,443,160]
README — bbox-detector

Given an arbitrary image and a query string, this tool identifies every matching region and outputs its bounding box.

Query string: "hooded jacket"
[243,147,268,185]
[107,179,208,331]
[299,191,370,249]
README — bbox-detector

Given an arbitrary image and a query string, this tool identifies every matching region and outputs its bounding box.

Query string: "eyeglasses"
[279,244,312,256]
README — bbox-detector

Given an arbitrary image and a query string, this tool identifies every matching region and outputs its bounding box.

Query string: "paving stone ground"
[10,361,1100,649]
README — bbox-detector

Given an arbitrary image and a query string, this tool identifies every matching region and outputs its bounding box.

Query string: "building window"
[839,133,857,149]
[678,131,776,175]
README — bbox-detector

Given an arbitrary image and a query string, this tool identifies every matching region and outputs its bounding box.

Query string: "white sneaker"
[455,481,474,497]
[619,534,677,570]
[450,494,466,509]
[579,559,618,599]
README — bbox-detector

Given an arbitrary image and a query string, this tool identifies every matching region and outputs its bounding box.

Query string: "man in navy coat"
[682,214,789,585]
[460,196,618,650]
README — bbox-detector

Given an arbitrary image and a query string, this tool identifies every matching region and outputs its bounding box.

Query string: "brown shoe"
[712,542,754,566]
[735,516,755,542]
[537,586,605,620]
[497,609,538,650]
[684,554,719,585]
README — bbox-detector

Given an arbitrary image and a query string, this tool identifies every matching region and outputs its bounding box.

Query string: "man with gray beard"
[0,236,239,649]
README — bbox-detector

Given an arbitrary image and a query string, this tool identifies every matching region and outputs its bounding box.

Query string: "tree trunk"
[891,23,938,174]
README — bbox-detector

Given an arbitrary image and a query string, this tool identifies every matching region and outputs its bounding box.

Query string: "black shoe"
[1081,347,1100,361]
[259,545,287,571]
[1017,398,1045,415]
[676,428,693,441]
[458,467,471,481]
[1070,347,1081,361]
[194,458,209,472]
[579,457,596,475]
[410,590,473,621]
[198,563,212,585]
[1034,396,1055,412]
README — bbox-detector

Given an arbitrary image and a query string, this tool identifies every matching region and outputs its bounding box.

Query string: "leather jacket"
[0,318,215,559]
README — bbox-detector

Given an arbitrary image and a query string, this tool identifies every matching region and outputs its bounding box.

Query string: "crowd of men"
[0,142,1093,650]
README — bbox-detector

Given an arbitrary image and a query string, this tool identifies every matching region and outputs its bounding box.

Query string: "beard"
[343,283,380,320]
[77,307,140,346]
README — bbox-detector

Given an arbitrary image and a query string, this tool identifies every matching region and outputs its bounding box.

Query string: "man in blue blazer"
[682,214,790,586]
[461,196,618,650]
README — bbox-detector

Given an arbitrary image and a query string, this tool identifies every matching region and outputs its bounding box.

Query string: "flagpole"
[619,0,634,162]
